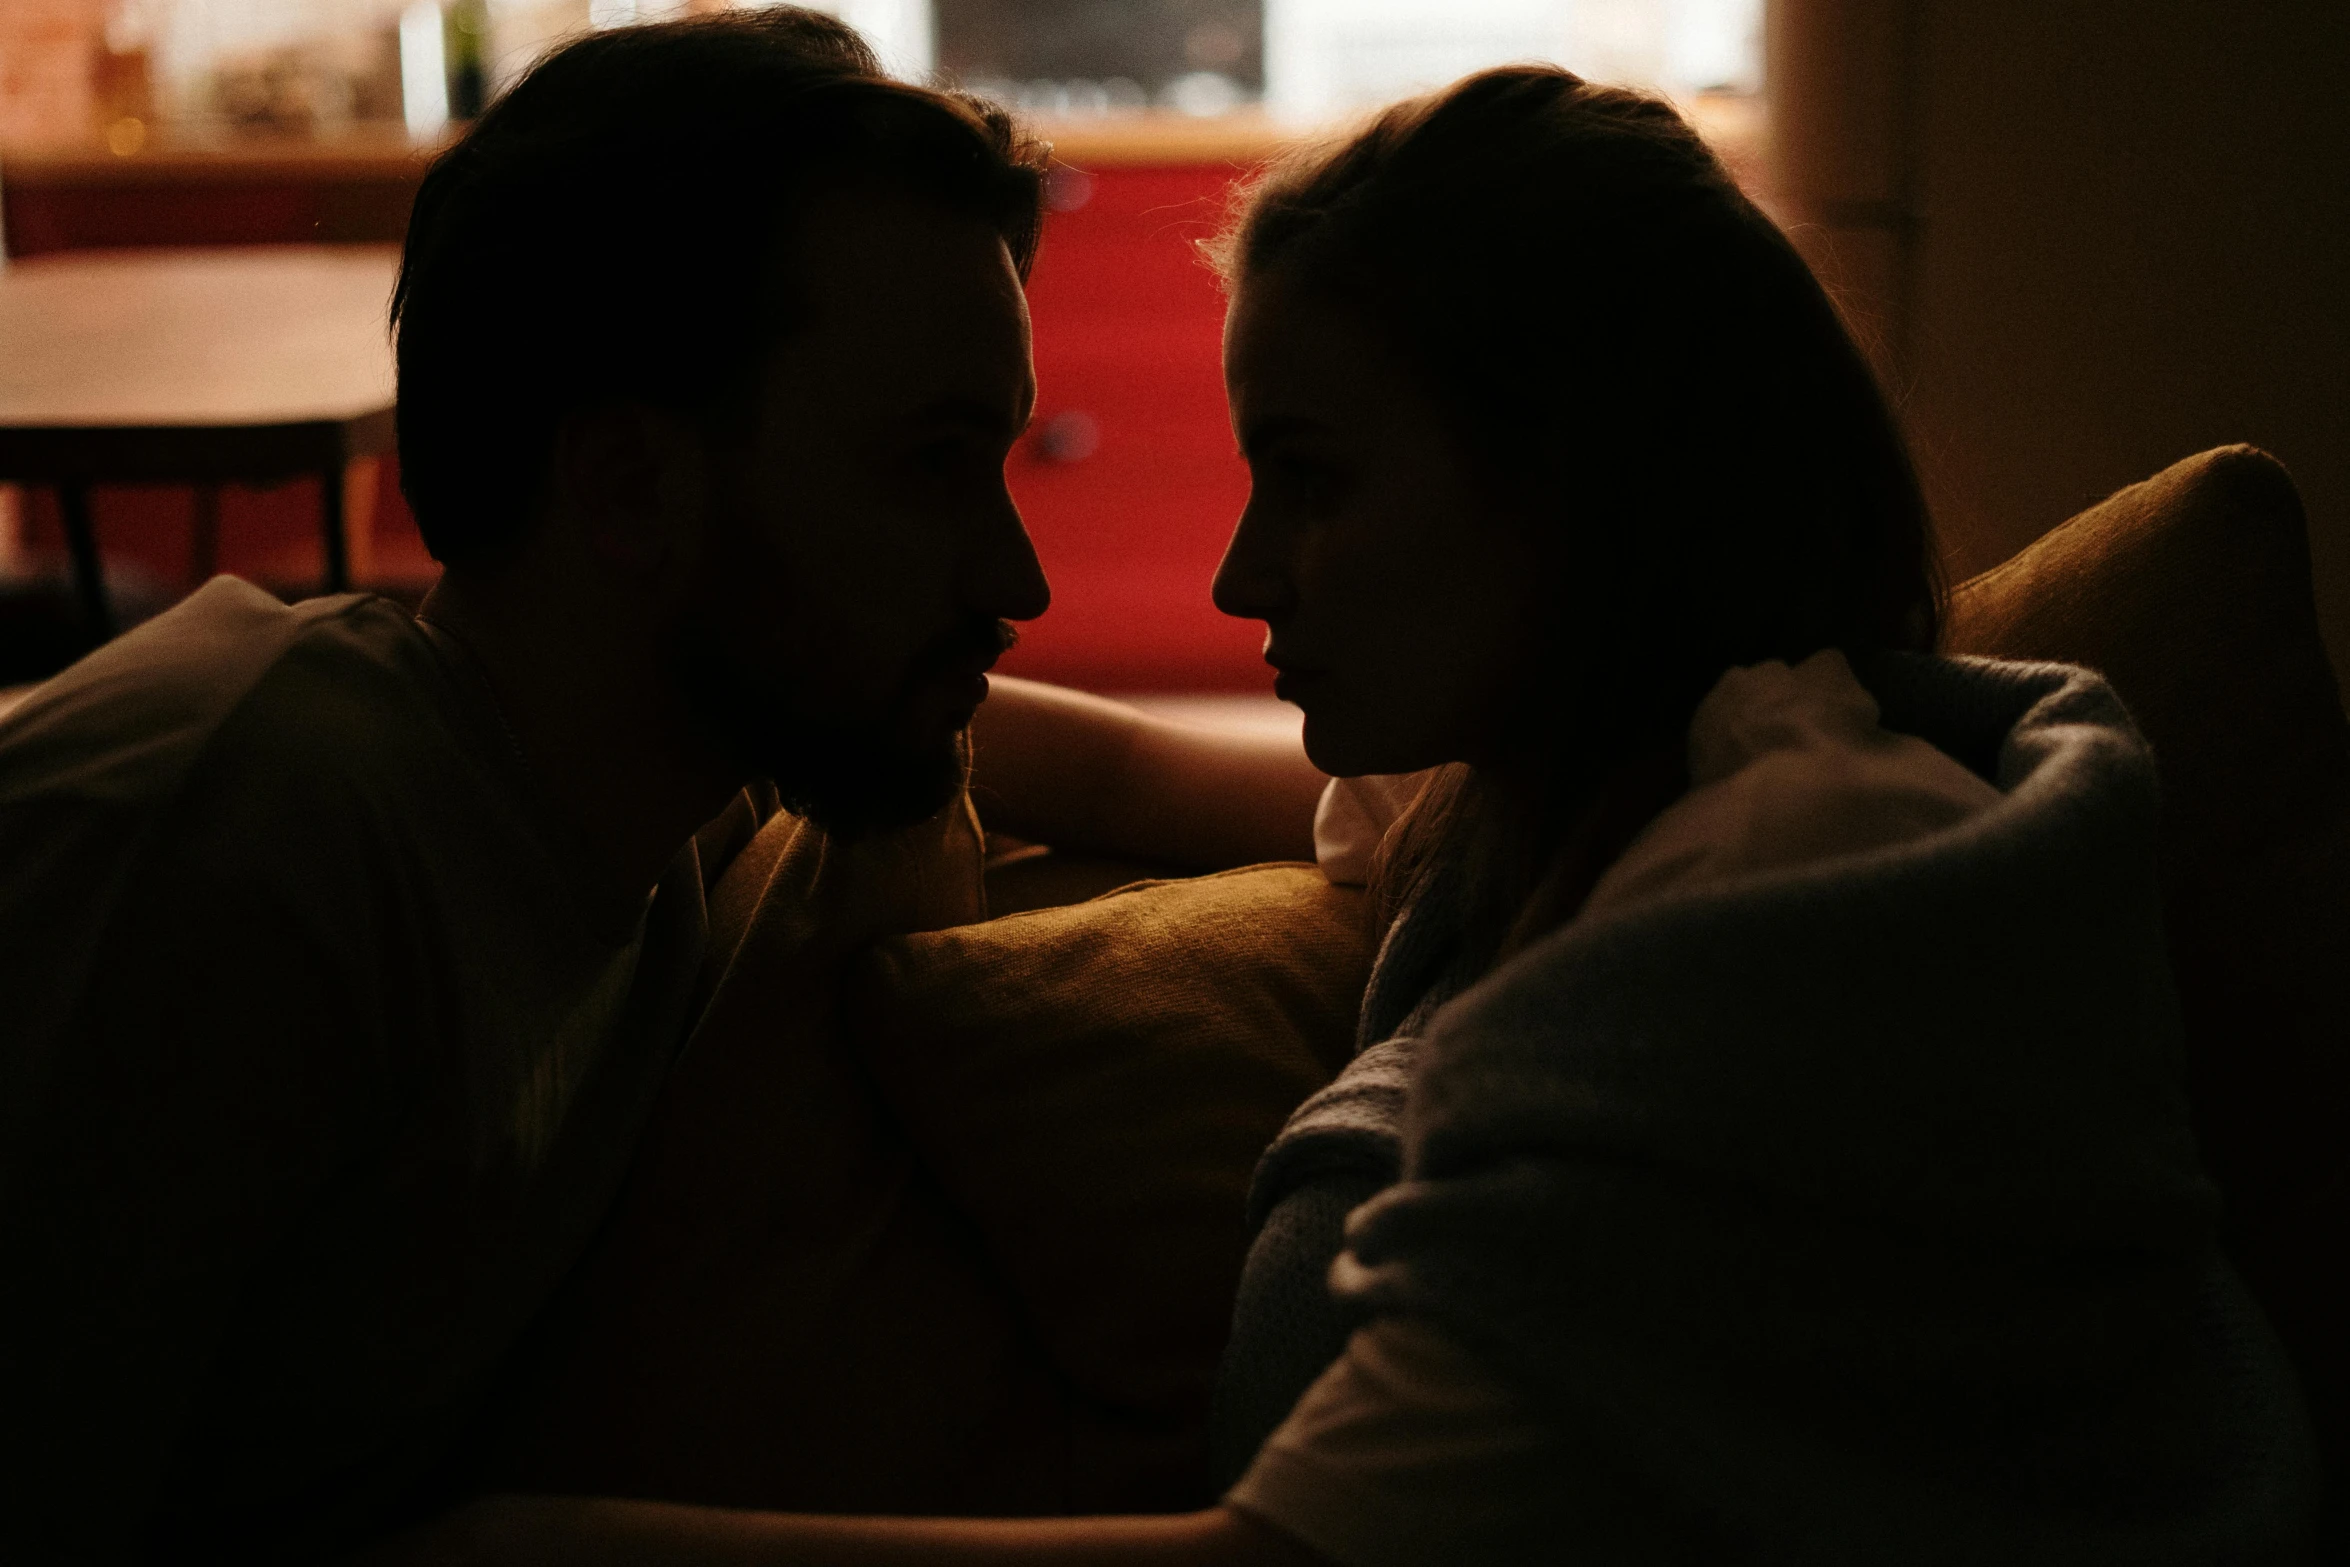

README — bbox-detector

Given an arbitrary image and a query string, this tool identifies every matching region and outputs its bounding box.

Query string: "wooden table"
[0,245,399,636]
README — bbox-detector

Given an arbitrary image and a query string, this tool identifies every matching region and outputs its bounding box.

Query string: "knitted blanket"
[1216,655,2316,1558]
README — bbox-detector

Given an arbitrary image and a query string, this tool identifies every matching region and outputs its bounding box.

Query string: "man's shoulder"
[0,582,445,1054]
[201,590,475,794]
[0,578,424,818]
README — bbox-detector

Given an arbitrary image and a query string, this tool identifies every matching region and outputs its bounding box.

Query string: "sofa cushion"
[488,833,1373,1516]
[1944,444,2350,1497]
[847,863,1373,1507]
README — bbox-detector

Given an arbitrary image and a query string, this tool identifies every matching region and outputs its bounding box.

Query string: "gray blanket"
[1214,654,2316,1560]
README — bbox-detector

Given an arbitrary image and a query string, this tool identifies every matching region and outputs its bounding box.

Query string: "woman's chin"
[1301,714,1430,781]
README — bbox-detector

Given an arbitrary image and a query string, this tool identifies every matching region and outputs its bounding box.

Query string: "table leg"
[319,463,349,594]
[58,481,114,641]
[341,456,380,584]
[188,483,220,583]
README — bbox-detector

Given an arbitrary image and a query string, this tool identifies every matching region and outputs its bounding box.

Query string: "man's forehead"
[771,186,1031,412]
[789,189,1025,341]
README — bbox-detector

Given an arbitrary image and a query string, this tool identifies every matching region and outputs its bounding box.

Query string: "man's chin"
[786,747,967,839]
[673,646,972,839]
[744,720,969,841]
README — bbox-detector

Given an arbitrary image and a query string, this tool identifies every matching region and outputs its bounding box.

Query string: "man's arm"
[357,1496,1323,1567]
[967,678,1326,871]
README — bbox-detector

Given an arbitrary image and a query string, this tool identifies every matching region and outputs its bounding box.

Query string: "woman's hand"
[967,677,1326,872]
[353,1496,1325,1566]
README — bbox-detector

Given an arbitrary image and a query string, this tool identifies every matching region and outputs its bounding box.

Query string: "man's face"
[675,186,1049,835]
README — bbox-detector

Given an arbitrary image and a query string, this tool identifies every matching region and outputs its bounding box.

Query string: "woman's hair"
[393,9,1047,567]
[1214,67,1942,952]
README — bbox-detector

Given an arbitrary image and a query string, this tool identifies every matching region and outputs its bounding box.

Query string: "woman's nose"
[1211,499,1293,622]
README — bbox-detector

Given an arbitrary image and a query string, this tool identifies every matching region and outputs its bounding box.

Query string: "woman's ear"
[547,402,712,584]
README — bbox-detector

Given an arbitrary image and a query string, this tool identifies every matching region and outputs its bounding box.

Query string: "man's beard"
[672,616,1015,840]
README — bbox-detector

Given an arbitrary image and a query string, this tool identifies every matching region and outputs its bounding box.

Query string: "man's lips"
[932,655,997,714]
[938,647,1001,684]
[905,625,1012,729]
[922,621,1015,687]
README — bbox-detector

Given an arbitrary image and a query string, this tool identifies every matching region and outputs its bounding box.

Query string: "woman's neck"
[1487,742,1688,961]
[1420,729,1691,982]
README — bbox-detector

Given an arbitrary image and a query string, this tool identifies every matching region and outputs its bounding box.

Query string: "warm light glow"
[105,116,147,157]
[399,2,450,141]
[1263,0,1761,121]
[779,1,935,80]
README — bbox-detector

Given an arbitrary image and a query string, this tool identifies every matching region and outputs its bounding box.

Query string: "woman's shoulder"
[1408,648,2196,1244]
[1584,650,2153,923]
[1582,650,1988,919]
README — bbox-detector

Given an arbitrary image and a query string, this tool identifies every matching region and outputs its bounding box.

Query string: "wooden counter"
[0,113,1291,180]
[0,99,1761,256]
[1,133,440,255]
[0,117,1295,255]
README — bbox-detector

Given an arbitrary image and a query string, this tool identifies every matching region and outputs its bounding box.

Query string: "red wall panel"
[998,162,1267,692]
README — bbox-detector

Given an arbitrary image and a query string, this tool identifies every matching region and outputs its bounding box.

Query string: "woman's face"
[1213,266,1553,779]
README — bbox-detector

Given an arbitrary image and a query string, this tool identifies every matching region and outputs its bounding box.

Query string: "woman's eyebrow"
[1236,413,1325,458]
[909,393,1028,441]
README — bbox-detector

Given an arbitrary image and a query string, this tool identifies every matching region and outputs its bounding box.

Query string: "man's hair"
[391,9,1048,566]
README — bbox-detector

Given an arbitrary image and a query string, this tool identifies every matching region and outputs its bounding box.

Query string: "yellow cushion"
[1946,444,2350,1496]
[846,863,1373,1507]
[490,832,1373,1515]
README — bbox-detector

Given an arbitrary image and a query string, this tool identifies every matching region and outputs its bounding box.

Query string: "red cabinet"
[1004,161,1265,691]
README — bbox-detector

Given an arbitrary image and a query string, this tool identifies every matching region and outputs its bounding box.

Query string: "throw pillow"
[1945,443,2350,1507]
[847,864,1374,1508]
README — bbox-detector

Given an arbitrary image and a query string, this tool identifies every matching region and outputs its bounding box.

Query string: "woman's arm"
[359,1497,1323,1567]
[967,677,1326,871]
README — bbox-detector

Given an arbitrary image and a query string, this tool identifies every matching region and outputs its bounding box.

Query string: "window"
[926,0,1760,120]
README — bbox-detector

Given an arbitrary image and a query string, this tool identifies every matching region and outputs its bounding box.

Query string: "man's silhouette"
[0,13,1054,1559]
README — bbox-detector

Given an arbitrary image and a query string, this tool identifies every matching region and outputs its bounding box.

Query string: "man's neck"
[418,572,746,936]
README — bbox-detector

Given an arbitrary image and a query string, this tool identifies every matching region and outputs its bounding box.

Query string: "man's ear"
[546,402,712,582]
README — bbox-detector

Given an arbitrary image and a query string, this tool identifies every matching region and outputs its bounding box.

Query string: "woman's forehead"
[1225,275,1423,431]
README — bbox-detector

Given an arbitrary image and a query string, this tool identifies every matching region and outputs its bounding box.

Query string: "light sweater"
[1225,652,2316,1564]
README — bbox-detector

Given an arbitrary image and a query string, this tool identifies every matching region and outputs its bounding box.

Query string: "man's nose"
[969,487,1051,623]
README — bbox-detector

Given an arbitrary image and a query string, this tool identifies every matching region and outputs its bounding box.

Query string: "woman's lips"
[1271,667,1329,703]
